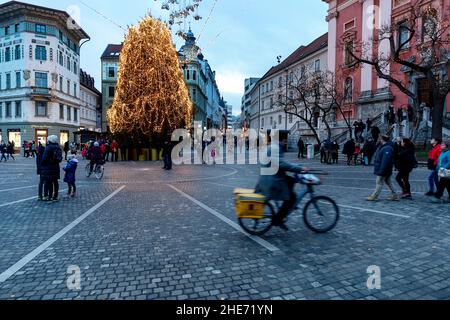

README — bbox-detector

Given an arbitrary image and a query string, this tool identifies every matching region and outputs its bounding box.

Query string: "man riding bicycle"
[255,135,308,231]
[88,142,103,176]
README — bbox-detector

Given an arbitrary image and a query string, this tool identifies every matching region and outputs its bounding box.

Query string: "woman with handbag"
[426,138,442,196]
[432,139,450,203]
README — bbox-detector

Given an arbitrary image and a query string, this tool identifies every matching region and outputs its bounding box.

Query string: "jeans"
[371,175,396,198]
[38,176,44,198]
[428,170,439,193]
[396,170,411,194]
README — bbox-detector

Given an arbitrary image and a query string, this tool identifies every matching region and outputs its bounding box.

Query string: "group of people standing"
[319,139,340,164]
[0,141,15,162]
[343,138,377,166]
[81,140,119,162]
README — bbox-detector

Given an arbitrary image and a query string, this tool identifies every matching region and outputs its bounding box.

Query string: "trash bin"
[307,144,315,160]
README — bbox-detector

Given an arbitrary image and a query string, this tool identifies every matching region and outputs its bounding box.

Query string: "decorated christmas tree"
[107,16,193,141]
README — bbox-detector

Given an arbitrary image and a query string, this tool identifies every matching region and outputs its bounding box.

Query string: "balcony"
[30,87,52,100]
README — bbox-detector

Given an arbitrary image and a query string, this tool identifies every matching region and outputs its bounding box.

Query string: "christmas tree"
[107,16,193,140]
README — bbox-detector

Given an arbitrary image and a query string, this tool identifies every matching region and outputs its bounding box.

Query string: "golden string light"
[107,16,193,136]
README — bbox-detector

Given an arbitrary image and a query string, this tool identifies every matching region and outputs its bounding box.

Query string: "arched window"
[344,77,353,102]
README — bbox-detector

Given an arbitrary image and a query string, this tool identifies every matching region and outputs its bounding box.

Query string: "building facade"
[0,1,89,148]
[100,44,121,133]
[249,33,329,145]
[324,0,450,124]
[240,77,260,129]
[79,69,101,132]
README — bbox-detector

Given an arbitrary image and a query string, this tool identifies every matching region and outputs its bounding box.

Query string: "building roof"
[258,32,328,83]
[0,1,89,40]
[80,69,101,96]
[101,44,123,59]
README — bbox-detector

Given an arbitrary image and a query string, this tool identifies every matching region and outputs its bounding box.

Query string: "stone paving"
[0,153,449,300]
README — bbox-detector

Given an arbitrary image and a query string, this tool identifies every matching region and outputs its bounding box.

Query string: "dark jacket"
[41,143,63,180]
[343,140,355,155]
[297,139,304,149]
[396,147,417,173]
[36,144,45,175]
[373,142,395,177]
[162,141,173,157]
[255,143,304,201]
[88,146,103,162]
[63,159,78,184]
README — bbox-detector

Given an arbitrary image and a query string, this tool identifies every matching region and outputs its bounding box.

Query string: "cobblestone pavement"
[0,154,449,300]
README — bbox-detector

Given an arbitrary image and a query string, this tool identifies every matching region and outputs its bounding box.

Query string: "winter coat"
[297,139,305,149]
[438,150,450,171]
[88,146,103,162]
[429,144,442,169]
[373,142,395,177]
[343,140,355,155]
[40,143,63,180]
[255,143,304,201]
[396,146,417,173]
[63,159,78,184]
[36,145,45,175]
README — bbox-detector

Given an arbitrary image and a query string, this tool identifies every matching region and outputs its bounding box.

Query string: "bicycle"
[85,160,105,180]
[236,171,340,236]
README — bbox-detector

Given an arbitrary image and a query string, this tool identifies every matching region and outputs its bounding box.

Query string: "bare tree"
[346,0,450,140]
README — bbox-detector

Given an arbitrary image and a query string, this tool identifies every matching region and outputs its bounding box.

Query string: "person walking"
[6,141,15,161]
[367,135,399,201]
[162,138,173,171]
[297,137,305,159]
[41,135,63,202]
[343,139,356,166]
[395,138,417,200]
[362,138,377,166]
[426,138,442,196]
[63,141,69,161]
[371,126,381,144]
[431,139,450,203]
[353,143,361,166]
[0,142,7,162]
[36,142,45,201]
[331,140,339,164]
[111,140,119,162]
[63,154,78,198]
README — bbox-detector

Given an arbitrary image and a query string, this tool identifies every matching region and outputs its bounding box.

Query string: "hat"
[67,154,76,161]
[48,135,58,144]
[94,142,100,147]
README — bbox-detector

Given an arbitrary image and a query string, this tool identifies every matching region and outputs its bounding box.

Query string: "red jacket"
[429,144,442,167]
[111,142,119,152]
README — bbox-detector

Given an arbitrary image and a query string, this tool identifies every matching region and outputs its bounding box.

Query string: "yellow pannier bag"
[234,190,266,219]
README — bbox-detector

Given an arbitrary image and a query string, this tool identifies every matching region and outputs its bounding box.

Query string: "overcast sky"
[11,0,328,115]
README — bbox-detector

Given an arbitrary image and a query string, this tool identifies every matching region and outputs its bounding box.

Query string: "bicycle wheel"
[303,196,339,233]
[85,163,91,177]
[238,202,275,236]
[95,165,104,180]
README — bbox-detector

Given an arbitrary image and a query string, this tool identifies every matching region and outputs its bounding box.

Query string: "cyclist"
[255,135,308,231]
[88,142,103,177]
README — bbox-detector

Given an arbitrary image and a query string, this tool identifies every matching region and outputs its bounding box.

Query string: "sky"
[11,0,328,115]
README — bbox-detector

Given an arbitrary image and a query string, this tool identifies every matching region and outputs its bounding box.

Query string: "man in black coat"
[36,142,46,200]
[343,139,356,166]
[41,136,63,202]
[162,139,173,171]
[297,137,305,159]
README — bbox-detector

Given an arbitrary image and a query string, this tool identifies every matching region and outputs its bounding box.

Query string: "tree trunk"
[432,96,445,140]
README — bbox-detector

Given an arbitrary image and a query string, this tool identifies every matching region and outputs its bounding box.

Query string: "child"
[63,154,78,198]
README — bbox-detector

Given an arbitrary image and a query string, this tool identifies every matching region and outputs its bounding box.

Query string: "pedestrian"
[31,141,36,158]
[371,125,381,143]
[162,138,173,171]
[63,141,69,161]
[6,141,15,161]
[111,140,119,162]
[63,154,78,198]
[393,136,403,169]
[104,142,111,162]
[320,141,326,163]
[395,138,417,200]
[362,138,376,166]
[353,143,361,165]
[431,139,450,203]
[425,138,442,196]
[343,139,356,166]
[41,135,63,202]
[388,106,396,125]
[297,137,305,159]
[366,118,373,131]
[397,108,404,123]
[367,135,399,201]
[407,105,414,122]
[331,141,339,164]
[36,142,45,201]
[0,142,7,162]
[100,142,107,160]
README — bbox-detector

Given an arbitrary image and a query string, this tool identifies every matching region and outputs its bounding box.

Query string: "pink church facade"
[324,0,450,123]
